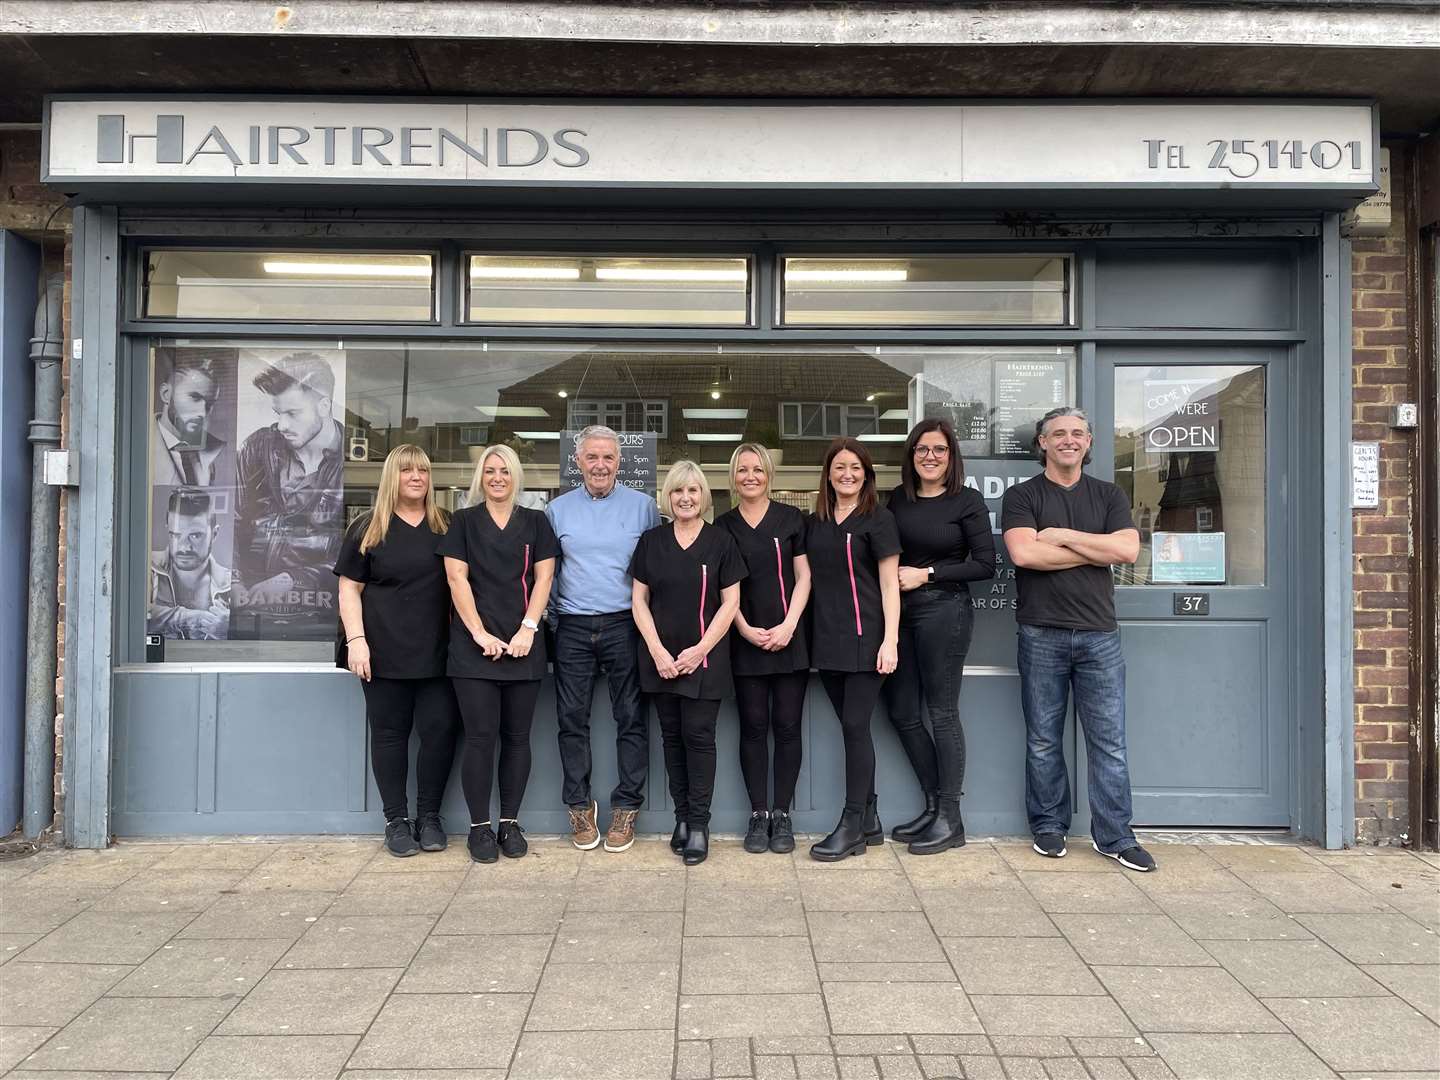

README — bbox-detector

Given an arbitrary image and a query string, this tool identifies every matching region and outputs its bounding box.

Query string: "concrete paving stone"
[915,885,1059,937]
[1336,1074,1440,1080]
[1146,1033,1337,1080]
[362,842,473,874]
[807,911,946,963]
[177,889,337,939]
[509,1029,676,1079]
[1295,912,1440,964]
[988,1037,1075,1057]
[1235,871,1396,914]
[278,914,433,969]
[1040,1058,1090,1080]
[756,1037,837,1055]
[329,871,465,916]
[20,847,172,889]
[1123,1059,1178,1080]
[894,845,1015,885]
[0,932,44,964]
[969,995,1137,1037]
[678,995,830,1038]
[714,1034,754,1076]
[878,1054,923,1079]
[172,1034,359,1079]
[0,961,130,1026]
[995,841,1118,874]
[683,936,820,994]
[339,1072,508,1079]
[1317,855,1440,896]
[17,909,194,964]
[214,967,402,1034]
[351,993,529,1070]
[579,837,687,873]
[1093,966,1284,1033]
[1000,1059,1046,1080]
[1205,846,1329,873]
[0,1026,59,1072]
[1017,872,1160,915]
[89,869,251,913]
[838,1056,881,1080]
[823,983,981,1035]
[1129,861,1252,895]
[0,884,111,933]
[433,890,568,935]
[396,933,551,993]
[756,1056,800,1080]
[7,1072,172,1080]
[908,1037,992,1055]
[916,1054,963,1079]
[150,842,281,870]
[565,868,686,910]
[107,936,289,997]
[526,960,678,1029]
[819,962,958,983]
[944,937,1103,995]
[19,996,233,1072]
[799,872,921,911]
[1263,995,1440,1074]
[1150,890,1313,940]
[1067,1037,1158,1057]
[793,843,901,873]
[677,1038,712,1079]
[794,1055,840,1079]
[232,843,374,891]
[1050,913,1219,967]
[830,1038,908,1055]
[1362,963,1440,1023]
[691,843,801,885]
[1377,890,1440,932]
[450,839,583,881]
[957,1056,1005,1080]
[1199,938,1387,997]
[551,909,683,961]
[0,853,60,885]
[686,888,809,937]
[1078,1060,1132,1080]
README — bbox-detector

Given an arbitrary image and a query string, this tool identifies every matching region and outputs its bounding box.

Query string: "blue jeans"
[1017,624,1136,854]
[554,612,648,810]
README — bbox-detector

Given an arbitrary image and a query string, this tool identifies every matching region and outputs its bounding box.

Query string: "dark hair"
[252,351,335,400]
[167,487,215,521]
[1033,406,1093,466]
[814,437,879,521]
[159,352,219,386]
[900,418,965,500]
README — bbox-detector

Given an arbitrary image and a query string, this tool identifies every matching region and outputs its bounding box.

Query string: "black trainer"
[497,820,528,859]
[743,811,770,854]
[416,812,447,852]
[769,810,796,854]
[384,818,419,858]
[1032,833,1067,858]
[1093,840,1156,872]
[467,824,498,864]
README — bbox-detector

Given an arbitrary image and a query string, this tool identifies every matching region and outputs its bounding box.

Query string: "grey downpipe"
[23,272,64,840]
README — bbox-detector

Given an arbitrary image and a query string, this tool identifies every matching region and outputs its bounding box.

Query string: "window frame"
[779,400,879,441]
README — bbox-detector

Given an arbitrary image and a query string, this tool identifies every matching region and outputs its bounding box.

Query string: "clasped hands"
[473,625,536,660]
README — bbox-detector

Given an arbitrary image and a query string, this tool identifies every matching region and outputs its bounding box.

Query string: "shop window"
[142,250,436,321]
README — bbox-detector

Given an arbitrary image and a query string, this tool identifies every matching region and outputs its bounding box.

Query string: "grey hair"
[1033,406,1093,465]
[574,425,621,453]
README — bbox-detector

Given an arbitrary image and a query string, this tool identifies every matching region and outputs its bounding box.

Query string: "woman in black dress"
[335,444,459,858]
[716,443,812,854]
[805,438,902,862]
[440,444,558,864]
[631,460,746,865]
[883,419,996,854]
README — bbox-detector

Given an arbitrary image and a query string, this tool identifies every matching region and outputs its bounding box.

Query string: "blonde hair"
[468,444,525,508]
[660,459,712,518]
[727,442,775,501]
[361,444,448,553]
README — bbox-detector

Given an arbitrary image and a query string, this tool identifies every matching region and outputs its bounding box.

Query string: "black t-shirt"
[805,507,902,673]
[715,501,810,677]
[886,485,997,589]
[437,504,559,681]
[333,512,450,680]
[1000,473,1135,632]
[629,522,747,700]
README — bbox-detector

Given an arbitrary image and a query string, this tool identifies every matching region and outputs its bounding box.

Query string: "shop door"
[1095,346,1291,827]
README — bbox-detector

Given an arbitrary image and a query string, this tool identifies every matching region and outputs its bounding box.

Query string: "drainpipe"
[23,272,63,840]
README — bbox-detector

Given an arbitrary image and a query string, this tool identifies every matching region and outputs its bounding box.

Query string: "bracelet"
[346,635,366,644]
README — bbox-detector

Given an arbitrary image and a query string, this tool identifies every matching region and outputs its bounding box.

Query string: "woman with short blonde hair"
[659,457,712,518]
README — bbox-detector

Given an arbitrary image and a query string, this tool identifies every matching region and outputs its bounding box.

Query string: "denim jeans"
[1016,623,1137,854]
[553,612,648,810]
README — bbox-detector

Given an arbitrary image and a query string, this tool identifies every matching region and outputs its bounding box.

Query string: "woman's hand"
[651,646,680,680]
[473,629,507,660]
[876,638,899,676]
[346,638,372,682]
[506,626,535,658]
[674,645,707,675]
[765,623,795,651]
[739,623,771,649]
[897,566,928,592]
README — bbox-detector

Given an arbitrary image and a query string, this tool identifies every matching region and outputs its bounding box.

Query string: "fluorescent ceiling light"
[262,260,431,278]
[786,269,909,283]
[856,433,908,442]
[683,409,749,420]
[474,406,552,418]
[514,431,561,441]
[470,265,581,280]
[687,433,745,442]
[595,267,747,283]
[879,409,910,421]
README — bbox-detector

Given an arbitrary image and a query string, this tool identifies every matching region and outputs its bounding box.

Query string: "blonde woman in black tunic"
[631,460,746,865]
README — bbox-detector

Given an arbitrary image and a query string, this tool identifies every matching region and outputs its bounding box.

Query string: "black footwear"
[670,820,689,854]
[682,825,710,865]
[743,811,771,854]
[467,824,498,863]
[416,813,447,852]
[384,817,420,858]
[497,820,528,859]
[892,792,939,843]
[1033,833,1067,858]
[811,808,868,862]
[1093,840,1156,872]
[769,810,796,854]
[908,797,967,856]
[862,794,884,847]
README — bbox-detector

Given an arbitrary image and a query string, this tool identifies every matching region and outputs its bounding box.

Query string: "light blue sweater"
[545,483,661,616]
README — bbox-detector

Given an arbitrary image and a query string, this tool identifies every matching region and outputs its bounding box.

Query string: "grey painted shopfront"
[46,97,1371,847]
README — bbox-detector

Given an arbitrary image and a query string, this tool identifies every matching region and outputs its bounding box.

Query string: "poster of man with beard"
[151,350,237,490]
[231,349,347,641]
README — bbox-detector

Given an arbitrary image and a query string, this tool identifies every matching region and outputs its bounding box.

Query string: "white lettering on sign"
[1143,378,1220,454]
[1351,442,1380,509]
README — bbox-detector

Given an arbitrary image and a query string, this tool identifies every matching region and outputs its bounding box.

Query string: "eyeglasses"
[913,445,950,459]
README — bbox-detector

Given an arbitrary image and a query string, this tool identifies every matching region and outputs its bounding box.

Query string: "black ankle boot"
[670,820,689,854]
[682,825,709,865]
[908,797,966,855]
[863,794,884,847]
[810,808,868,862]
[892,792,939,843]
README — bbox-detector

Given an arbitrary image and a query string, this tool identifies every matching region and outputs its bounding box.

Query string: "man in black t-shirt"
[1000,407,1156,873]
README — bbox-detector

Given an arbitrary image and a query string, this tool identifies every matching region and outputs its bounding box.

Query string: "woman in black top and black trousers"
[884,419,996,854]
[335,444,459,858]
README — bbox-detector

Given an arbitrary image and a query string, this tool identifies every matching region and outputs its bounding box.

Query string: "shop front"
[43,97,1374,846]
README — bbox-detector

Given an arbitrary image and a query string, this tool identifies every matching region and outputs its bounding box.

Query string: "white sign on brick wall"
[1351,441,1380,509]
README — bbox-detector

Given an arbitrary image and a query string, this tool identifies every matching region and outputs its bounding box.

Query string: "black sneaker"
[743,811,770,854]
[768,810,796,854]
[497,820,528,859]
[1093,840,1156,872]
[1032,833,1067,858]
[416,813,447,852]
[467,824,498,864]
[384,818,420,858]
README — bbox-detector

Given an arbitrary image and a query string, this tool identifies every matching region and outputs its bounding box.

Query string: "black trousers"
[734,671,807,812]
[361,676,460,822]
[881,589,975,799]
[818,670,884,814]
[654,694,721,828]
[453,677,543,824]
[553,613,648,809]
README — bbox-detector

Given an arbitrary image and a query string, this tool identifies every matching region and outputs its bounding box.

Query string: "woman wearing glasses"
[883,419,996,854]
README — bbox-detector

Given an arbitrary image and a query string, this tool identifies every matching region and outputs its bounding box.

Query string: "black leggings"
[453,678,543,824]
[819,670,883,814]
[654,694,721,828]
[361,676,460,822]
[734,671,807,812]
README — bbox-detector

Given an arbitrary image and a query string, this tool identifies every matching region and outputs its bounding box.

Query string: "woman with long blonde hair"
[335,444,459,858]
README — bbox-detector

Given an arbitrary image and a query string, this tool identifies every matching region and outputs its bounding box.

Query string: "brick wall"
[1350,142,1419,845]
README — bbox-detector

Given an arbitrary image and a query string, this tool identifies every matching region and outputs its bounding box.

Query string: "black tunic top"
[437,504,559,681]
[887,485,997,590]
[333,513,450,680]
[805,507,902,673]
[629,521,747,700]
[715,501,810,677]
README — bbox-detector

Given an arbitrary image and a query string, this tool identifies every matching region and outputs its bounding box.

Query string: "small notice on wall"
[1351,442,1380,509]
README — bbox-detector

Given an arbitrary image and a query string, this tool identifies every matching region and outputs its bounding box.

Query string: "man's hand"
[1035,527,1074,547]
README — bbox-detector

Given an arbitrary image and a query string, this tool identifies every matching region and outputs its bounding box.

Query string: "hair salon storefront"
[44,96,1376,848]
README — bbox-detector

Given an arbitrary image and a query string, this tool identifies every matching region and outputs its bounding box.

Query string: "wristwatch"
[926,566,936,579]
[521,617,540,631]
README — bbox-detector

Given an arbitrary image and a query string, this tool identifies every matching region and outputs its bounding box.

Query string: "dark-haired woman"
[805,438,901,861]
[883,420,996,854]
